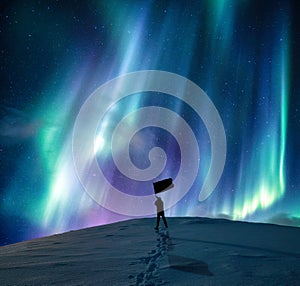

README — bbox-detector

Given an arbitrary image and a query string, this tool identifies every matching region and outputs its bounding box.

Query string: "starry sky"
[1,0,300,246]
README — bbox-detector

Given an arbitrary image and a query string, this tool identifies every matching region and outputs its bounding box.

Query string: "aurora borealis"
[1,0,300,245]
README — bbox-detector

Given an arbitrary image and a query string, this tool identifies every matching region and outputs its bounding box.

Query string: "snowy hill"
[1,217,300,285]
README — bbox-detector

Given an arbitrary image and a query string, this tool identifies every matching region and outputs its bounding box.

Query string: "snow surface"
[1,217,300,285]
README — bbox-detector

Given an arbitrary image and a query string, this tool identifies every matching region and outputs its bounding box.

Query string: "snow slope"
[1,217,300,285]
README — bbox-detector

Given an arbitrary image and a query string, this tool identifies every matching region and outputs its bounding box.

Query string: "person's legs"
[161,212,168,228]
[155,214,160,229]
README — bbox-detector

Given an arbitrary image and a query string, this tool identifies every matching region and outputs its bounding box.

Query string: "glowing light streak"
[279,36,289,192]
[232,19,290,220]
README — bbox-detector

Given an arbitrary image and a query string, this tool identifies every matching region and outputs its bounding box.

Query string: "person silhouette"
[154,195,168,230]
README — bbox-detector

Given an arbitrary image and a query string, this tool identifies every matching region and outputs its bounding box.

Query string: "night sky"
[1,0,300,246]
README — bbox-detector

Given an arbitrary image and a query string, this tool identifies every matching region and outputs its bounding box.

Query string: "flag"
[153,178,174,194]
